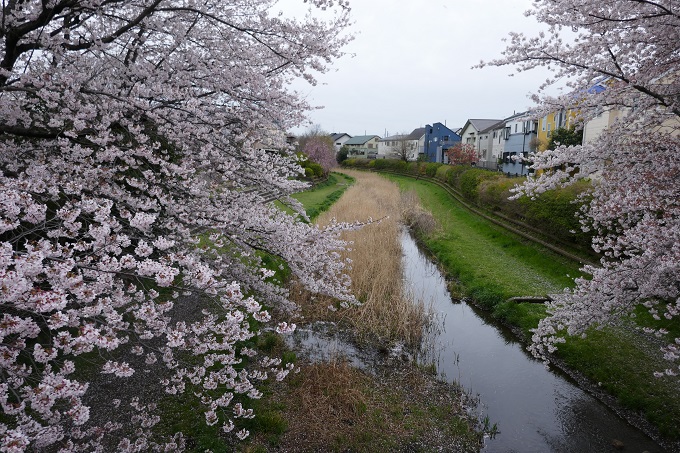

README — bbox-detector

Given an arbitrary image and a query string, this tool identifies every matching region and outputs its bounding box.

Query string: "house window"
[542,118,546,131]
[443,135,450,141]
[368,144,373,149]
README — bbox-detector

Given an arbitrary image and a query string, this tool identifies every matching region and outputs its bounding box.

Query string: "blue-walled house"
[423,123,461,163]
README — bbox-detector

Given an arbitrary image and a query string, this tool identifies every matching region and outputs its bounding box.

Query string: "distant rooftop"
[467,119,504,132]
[345,135,380,145]
[407,127,426,140]
[330,133,351,141]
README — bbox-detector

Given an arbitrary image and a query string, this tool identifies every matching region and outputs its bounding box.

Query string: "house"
[330,133,352,152]
[538,77,609,148]
[477,120,506,170]
[536,109,574,150]
[488,121,508,169]
[377,128,425,161]
[581,73,680,146]
[406,127,426,160]
[500,111,538,176]
[423,123,461,163]
[344,135,381,159]
[458,119,504,167]
[377,134,409,158]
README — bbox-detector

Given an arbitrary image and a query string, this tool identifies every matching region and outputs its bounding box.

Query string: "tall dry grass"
[295,170,427,349]
[400,189,439,237]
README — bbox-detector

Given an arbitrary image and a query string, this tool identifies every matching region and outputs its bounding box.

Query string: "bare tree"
[389,133,416,162]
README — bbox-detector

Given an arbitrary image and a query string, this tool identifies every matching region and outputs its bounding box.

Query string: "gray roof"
[379,134,408,142]
[467,119,504,132]
[345,135,380,145]
[330,133,351,141]
[406,127,426,140]
[479,120,507,134]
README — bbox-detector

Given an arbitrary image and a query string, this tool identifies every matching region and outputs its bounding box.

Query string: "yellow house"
[536,109,577,150]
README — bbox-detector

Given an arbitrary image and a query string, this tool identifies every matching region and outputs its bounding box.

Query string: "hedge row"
[342,158,593,249]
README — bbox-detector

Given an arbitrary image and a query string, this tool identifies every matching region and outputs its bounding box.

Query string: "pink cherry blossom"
[0,0,356,449]
[483,0,680,378]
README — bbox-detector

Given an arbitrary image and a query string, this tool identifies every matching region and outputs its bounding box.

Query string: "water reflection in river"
[401,230,664,453]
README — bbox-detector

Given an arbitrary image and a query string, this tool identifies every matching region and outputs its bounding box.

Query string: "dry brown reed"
[295,170,427,349]
[401,189,439,236]
[248,356,482,452]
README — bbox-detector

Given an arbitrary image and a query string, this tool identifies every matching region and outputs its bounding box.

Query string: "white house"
[377,134,408,158]
[330,133,352,151]
[459,119,504,168]
[377,128,424,160]
[406,127,426,160]
[477,121,505,170]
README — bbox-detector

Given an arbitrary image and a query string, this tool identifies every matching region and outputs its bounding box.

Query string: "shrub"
[458,168,498,202]
[372,159,390,170]
[423,163,439,177]
[336,145,349,164]
[516,180,592,246]
[477,178,517,211]
[394,160,409,173]
[435,165,453,182]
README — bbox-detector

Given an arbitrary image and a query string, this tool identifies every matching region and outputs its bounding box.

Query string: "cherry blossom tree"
[482,1,680,377]
[446,143,478,166]
[0,0,357,450]
[302,136,337,174]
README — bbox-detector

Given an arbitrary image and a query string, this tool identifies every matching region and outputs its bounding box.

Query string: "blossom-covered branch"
[483,0,680,378]
[1,0,356,450]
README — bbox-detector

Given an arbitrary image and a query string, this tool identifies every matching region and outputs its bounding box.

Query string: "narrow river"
[401,230,664,453]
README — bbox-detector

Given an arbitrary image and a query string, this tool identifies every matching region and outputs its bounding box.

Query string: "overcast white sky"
[282,0,559,137]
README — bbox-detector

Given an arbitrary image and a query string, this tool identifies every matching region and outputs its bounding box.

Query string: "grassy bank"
[342,158,594,251]
[291,171,355,220]
[384,174,580,307]
[383,172,680,443]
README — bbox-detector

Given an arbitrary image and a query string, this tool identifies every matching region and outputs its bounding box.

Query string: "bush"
[336,145,349,164]
[424,162,440,177]
[341,159,594,249]
[371,159,390,169]
[434,165,452,181]
[477,178,517,212]
[441,165,468,187]
[394,160,409,173]
[458,168,498,202]
[516,181,592,247]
